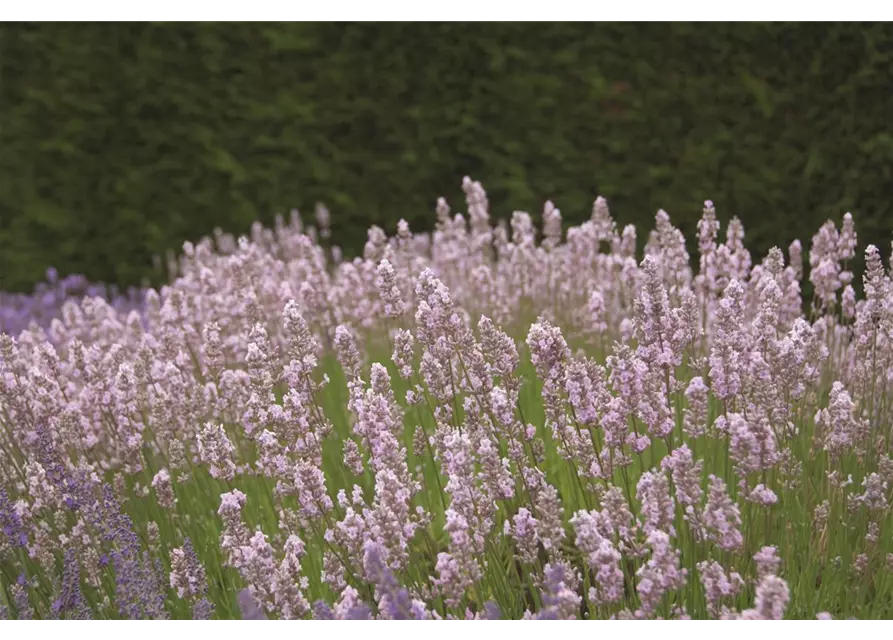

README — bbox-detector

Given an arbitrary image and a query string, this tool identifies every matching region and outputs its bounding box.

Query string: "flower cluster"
[2,180,892,619]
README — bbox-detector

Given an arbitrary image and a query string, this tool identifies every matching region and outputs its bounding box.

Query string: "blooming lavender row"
[1,178,891,619]
[0,268,145,336]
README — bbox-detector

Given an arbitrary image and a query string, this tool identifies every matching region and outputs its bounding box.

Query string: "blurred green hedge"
[2,23,892,291]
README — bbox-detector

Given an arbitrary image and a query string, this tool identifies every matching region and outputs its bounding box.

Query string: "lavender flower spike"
[239,589,268,620]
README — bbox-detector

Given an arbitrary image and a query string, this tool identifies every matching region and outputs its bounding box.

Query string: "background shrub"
[2,22,892,291]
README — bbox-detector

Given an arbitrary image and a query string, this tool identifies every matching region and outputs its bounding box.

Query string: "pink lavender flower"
[571,509,624,605]
[809,220,846,312]
[526,318,570,382]
[197,423,237,481]
[170,538,213,619]
[857,473,888,511]
[433,427,487,606]
[531,479,566,554]
[698,560,743,618]
[743,574,790,620]
[842,284,857,319]
[272,535,310,619]
[636,530,687,617]
[727,411,779,477]
[662,445,704,507]
[331,586,372,620]
[218,490,251,568]
[709,280,748,402]
[816,381,868,458]
[662,445,705,536]
[151,469,176,508]
[746,484,778,506]
[293,459,334,524]
[478,315,519,383]
[538,562,582,620]
[391,329,415,379]
[587,290,608,336]
[475,431,514,501]
[683,376,710,438]
[376,259,406,319]
[703,475,743,551]
[237,531,278,613]
[753,546,782,579]
[637,469,676,537]
[201,321,224,376]
[334,324,363,379]
[433,547,478,609]
[599,486,640,553]
[542,201,563,250]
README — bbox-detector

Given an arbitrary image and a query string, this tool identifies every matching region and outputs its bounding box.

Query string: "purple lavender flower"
[170,537,213,619]
[482,601,502,620]
[239,589,268,620]
[50,550,92,620]
[363,539,427,620]
[190,598,213,620]
[12,574,34,620]
[0,268,144,336]
[342,602,373,620]
[313,600,335,620]
[96,485,169,619]
[537,562,582,620]
[0,489,28,547]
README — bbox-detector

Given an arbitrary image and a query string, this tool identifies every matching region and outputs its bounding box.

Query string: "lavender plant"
[0,268,145,336]
[1,179,892,619]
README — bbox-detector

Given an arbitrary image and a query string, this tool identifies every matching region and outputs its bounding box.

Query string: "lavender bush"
[1,178,892,619]
[0,268,145,336]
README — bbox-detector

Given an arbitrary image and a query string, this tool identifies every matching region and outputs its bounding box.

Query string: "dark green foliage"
[2,23,892,291]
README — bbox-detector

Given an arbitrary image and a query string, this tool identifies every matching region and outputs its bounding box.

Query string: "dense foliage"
[3,23,893,291]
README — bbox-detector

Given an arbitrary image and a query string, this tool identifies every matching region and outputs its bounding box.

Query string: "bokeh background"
[1,22,892,293]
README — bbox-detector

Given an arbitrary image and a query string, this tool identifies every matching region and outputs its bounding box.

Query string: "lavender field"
[1,177,891,619]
